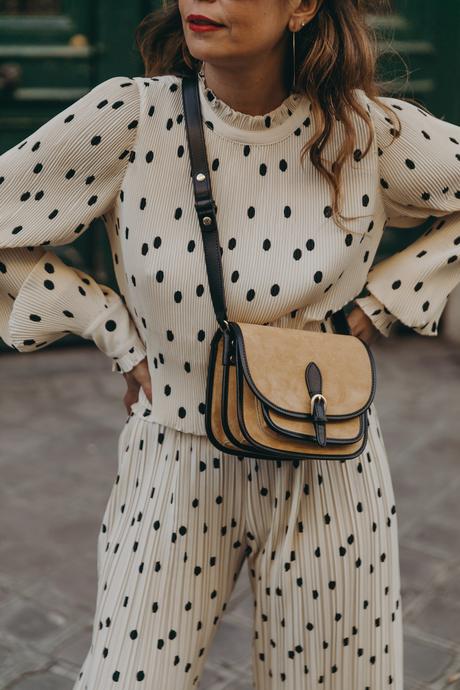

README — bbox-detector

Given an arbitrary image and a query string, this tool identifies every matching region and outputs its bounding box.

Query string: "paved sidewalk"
[0,333,459,690]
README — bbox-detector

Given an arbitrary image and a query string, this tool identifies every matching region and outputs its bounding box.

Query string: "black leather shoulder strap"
[182,74,228,329]
[181,73,351,336]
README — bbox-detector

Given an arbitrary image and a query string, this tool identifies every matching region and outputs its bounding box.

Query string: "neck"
[200,60,293,116]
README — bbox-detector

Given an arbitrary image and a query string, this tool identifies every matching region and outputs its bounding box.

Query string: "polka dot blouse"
[1,72,459,434]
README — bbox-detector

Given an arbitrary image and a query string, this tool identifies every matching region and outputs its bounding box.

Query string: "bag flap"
[231,321,375,418]
[239,364,368,457]
[264,405,363,442]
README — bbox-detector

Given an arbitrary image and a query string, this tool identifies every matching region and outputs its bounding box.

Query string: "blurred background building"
[0,0,459,354]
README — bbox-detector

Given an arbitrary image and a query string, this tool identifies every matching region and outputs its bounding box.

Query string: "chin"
[187,47,230,65]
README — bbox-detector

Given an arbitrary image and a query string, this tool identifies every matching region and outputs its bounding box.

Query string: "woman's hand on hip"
[122,356,152,414]
[346,303,381,345]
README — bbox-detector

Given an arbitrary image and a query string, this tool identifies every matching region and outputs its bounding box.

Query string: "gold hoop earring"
[292,21,306,91]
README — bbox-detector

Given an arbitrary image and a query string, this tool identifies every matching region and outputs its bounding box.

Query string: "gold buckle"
[310,393,327,415]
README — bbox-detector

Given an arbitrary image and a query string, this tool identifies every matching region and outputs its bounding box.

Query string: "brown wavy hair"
[135,0,431,233]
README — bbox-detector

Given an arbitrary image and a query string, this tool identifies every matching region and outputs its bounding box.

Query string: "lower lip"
[188,22,224,32]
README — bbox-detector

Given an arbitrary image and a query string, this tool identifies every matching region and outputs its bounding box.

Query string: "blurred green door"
[390,0,460,120]
[366,0,460,267]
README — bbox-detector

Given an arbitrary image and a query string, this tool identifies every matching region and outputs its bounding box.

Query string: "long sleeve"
[0,76,147,372]
[354,95,460,337]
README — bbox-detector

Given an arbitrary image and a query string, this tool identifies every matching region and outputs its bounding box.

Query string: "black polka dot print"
[1,71,458,689]
[70,397,403,690]
[355,94,460,338]
[0,76,147,371]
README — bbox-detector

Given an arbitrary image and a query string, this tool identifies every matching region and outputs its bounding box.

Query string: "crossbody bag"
[181,73,376,461]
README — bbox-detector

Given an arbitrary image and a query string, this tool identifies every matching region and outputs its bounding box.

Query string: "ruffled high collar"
[196,68,311,144]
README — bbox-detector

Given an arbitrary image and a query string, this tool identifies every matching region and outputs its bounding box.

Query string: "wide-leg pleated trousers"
[73,399,403,690]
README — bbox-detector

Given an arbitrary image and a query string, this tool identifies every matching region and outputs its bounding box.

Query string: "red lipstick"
[187,14,225,32]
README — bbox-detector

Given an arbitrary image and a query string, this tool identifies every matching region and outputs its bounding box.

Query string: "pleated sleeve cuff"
[8,251,91,350]
[7,249,148,362]
[355,287,446,338]
[110,343,147,374]
[353,294,398,337]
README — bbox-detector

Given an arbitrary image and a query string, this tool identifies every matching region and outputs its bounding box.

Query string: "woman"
[1,0,459,688]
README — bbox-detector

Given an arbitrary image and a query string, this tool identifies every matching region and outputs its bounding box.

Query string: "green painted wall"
[367,1,460,274]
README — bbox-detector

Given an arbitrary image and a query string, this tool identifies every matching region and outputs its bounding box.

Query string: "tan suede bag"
[182,75,376,461]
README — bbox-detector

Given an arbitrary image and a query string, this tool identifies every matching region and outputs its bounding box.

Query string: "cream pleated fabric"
[3,68,460,689]
[73,363,403,689]
[1,71,460,434]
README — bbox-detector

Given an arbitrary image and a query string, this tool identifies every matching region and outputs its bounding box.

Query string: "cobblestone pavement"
[0,333,459,690]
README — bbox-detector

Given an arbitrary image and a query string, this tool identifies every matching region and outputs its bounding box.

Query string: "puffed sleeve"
[354,94,460,337]
[0,76,147,372]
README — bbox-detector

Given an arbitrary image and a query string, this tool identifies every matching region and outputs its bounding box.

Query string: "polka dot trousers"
[73,400,403,690]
